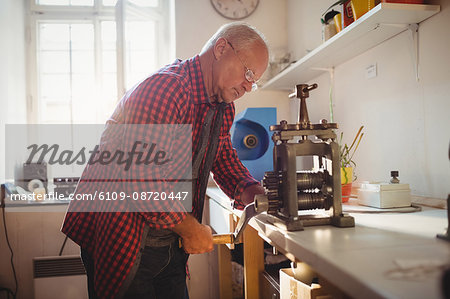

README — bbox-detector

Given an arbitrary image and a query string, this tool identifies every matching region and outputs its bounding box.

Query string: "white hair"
[201,22,268,54]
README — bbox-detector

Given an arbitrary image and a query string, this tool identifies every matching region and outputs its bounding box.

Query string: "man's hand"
[241,183,265,206]
[171,214,213,254]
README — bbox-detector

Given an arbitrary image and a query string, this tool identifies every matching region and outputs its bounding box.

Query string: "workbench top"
[206,187,450,299]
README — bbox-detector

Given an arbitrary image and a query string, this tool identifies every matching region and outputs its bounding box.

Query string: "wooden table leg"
[243,225,264,299]
[217,244,233,299]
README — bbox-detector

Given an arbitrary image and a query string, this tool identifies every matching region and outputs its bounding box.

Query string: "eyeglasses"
[226,40,258,91]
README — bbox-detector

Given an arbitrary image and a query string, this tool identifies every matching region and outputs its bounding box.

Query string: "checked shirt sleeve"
[211,135,259,210]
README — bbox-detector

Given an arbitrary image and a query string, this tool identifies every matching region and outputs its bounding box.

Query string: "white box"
[358,182,411,208]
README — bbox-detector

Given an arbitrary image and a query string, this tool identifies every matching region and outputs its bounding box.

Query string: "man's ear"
[213,37,227,60]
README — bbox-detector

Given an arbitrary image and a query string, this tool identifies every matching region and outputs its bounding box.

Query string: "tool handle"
[212,233,234,244]
[178,233,234,248]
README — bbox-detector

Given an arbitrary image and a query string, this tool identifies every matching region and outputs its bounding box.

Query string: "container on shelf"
[381,0,425,3]
[343,0,354,28]
[334,13,342,32]
[351,0,377,20]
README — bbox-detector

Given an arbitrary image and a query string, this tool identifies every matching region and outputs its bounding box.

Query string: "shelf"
[262,3,440,91]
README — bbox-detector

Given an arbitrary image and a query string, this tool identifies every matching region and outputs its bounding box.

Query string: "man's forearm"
[171,213,200,238]
[171,213,214,254]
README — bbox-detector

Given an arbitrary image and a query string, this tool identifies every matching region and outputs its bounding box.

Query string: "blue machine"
[230,107,277,181]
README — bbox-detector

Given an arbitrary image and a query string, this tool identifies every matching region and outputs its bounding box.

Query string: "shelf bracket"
[408,23,419,82]
[378,23,420,81]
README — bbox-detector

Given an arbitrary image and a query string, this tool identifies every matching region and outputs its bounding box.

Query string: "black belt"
[145,229,178,247]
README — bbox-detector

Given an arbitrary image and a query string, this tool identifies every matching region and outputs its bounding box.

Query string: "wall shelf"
[262,3,440,91]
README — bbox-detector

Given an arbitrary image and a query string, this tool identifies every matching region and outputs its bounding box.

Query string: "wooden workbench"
[206,187,450,299]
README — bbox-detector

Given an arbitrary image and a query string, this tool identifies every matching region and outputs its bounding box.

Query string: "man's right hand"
[171,214,214,254]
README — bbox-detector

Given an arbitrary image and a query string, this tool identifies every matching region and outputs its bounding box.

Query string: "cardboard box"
[279,268,330,299]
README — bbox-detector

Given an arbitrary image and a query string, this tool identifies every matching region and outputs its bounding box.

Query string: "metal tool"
[436,144,450,242]
[179,197,268,247]
[436,194,450,242]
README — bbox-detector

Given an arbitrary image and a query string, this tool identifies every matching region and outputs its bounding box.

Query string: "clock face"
[211,0,259,20]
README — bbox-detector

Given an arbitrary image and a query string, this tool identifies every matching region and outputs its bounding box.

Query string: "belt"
[145,229,178,247]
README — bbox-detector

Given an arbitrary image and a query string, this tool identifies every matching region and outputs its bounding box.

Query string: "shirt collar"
[188,55,231,108]
[187,55,211,105]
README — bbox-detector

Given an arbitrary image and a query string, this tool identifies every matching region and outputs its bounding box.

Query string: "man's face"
[213,39,268,104]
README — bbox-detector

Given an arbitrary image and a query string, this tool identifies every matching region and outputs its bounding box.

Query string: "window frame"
[26,0,174,124]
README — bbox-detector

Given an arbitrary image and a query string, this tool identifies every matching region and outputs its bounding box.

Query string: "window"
[27,0,174,124]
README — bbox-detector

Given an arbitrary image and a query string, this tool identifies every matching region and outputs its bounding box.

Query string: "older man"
[62,22,269,298]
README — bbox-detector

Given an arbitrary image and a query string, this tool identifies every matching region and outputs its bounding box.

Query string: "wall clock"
[211,0,260,20]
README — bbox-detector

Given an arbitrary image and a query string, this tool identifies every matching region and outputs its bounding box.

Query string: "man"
[62,22,269,298]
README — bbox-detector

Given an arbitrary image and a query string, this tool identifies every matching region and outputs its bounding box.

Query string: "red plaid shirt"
[61,56,258,298]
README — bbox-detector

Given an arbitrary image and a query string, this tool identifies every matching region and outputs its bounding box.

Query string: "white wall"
[175,0,290,122]
[0,0,27,184]
[287,0,332,61]
[287,0,450,199]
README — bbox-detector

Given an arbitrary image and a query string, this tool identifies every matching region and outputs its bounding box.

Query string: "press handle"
[178,233,235,248]
[212,233,235,244]
[304,83,318,92]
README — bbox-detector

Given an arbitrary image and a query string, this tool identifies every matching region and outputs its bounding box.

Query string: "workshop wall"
[0,0,27,184]
[287,0,450,200]
[175,0,290,123]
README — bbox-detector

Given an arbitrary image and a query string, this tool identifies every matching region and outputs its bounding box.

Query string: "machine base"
[330,214,355,227]
[437,231,450,242]
[267,214,304,231]
[267,213,355,231]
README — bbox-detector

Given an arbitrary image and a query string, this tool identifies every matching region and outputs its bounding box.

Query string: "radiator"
[33,255,88,299]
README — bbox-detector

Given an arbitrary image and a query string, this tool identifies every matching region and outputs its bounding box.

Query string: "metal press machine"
[256,83,355,231]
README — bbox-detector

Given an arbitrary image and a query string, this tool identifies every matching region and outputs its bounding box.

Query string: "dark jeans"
[81,243,189,299]
[81,248,99,299]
